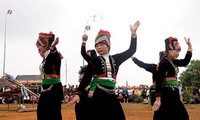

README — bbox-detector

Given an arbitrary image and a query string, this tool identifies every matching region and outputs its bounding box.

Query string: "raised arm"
[185,37,192,52]
[130,20,140,35]
[131,56,156,73]
[113,20,140,65]
[173,37,192,66]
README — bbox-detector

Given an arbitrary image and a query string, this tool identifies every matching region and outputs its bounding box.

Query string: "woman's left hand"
[66,94,80,107]
[130,20,140,33]
[184,37,192,52]
[51,37,59,49]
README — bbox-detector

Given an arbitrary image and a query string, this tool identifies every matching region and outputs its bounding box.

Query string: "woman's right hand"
[152,97,161,111]
[82,34,88,42]
[66,94,80,107]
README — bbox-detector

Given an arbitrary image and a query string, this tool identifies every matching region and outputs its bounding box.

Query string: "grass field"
[0,103,200,120]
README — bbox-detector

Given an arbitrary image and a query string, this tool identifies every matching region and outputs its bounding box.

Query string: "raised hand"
[82,34,88,42]
[184,37,192,52]
[130,20,140,33]
[51,37,59,49]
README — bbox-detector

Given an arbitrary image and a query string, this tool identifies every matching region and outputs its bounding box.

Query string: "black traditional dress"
[74,42,97,120]
[37,48,63,120]
[77,34,137,120]
[154,51,192,120]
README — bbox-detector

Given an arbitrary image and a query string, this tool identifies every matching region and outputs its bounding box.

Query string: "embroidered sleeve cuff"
[187,51,192,55]
[155,93,162,97]
[50,47,56,51]
[82,42,86,46]
[131,32,137,38]
[187,48,193,52]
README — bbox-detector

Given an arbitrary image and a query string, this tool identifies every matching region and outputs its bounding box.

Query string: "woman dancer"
[36,32,64,120]
[153,37,192,120]
[67,20,140,120]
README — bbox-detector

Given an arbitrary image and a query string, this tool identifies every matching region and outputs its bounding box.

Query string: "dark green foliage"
[179,60,200,88]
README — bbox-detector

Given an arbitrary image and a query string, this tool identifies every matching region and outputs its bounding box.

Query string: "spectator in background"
[178,80,183,101]
[118,92,124,103]
[192,86,200,104]
[122,86,129,103]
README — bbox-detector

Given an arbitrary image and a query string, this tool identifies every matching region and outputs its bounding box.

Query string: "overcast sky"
[0,0,200,87]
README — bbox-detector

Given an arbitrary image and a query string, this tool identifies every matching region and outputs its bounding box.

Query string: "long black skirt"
[153,87,189,120]
[75,90,91,120]
[89,86,125,120]
[37,83,63,120]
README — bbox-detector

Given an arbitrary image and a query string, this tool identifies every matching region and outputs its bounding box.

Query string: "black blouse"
[155,51,192,96]
[77,36,137,94]
[40,48,61,78]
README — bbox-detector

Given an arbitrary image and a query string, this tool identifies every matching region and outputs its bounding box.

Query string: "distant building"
[15,75,42,86]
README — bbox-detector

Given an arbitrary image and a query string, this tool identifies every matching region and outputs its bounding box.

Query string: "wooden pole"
[6,79,39,101]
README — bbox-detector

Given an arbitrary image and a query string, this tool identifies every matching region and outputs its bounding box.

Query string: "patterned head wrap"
[36,32,54,48]
[95,29,111,47]
[165,37,181,51]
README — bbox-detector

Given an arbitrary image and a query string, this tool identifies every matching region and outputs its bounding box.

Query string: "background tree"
[179,60,200,88]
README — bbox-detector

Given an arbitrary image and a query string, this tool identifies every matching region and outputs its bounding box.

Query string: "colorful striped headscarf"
[95,29,111,47]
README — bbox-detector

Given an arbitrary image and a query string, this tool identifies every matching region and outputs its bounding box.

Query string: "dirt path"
[0,103,200,120]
